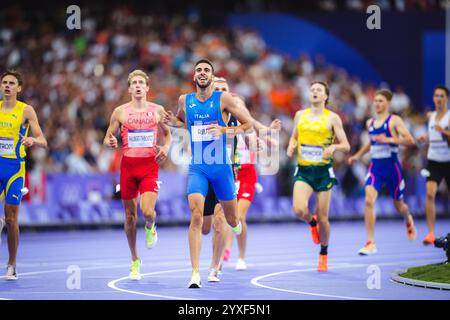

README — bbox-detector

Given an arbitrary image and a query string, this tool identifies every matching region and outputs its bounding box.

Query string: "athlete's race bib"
[0,137,14,156]
[191,122,220,142]
[300,144,323,162]
[128,129,154,148]
[430,141,450,152]
[370,144,391,159]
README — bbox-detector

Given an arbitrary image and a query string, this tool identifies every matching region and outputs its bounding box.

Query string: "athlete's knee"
[124,210,137,225]
[365,196,376,208]
[213,215,226,233]
[293,203,309,219]
[141,207,156,221]
[4,214,18,227]
[426,189,436,201]
[190,212,203,228]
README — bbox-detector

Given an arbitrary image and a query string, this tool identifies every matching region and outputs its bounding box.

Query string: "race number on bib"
[370,144,391,159]
[128,130,154,148]
[0,137,14,156]
[300,144,323,162]
[191,122,219,142]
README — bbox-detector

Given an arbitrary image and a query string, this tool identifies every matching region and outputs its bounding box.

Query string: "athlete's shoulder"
[328,110,343,124]
[365,118,373,129]
[390,114,404,124]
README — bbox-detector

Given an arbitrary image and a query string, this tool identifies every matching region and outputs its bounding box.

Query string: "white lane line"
[250,259,439,300]
[107,268,197,300]
[251,263,375,300]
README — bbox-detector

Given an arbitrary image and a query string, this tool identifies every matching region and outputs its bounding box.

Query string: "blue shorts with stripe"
[364,160,405,201]
[187,164,236,201]
[0,157,25,205]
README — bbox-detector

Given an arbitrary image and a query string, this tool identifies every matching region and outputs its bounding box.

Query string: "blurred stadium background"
[0,0,448,228]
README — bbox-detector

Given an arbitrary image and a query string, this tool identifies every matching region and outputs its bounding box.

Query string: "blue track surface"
[0,220,449,300]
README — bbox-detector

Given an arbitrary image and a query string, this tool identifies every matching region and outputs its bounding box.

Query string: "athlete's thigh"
[211,165,236,201]
[385,162,405,201]
[293,180,314,208]
[187,166,209,198]
[237,198,251,221]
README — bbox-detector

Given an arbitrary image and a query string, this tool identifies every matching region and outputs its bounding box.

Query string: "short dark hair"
[375,89,393,102]
[434,85,449,97]
[1,70,23,86]
[311,81,330,105]
[194,59,214,73]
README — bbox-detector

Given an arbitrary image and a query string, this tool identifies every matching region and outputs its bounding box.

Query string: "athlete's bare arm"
[323,112,350,159]
[208,92,252,137]
[103,105,124,148]
[287,110,302,158]
[374,115,415,146]
[21,105,47,148]
[162,95,187,128]
[156,105,172,164]
[434,114,450,138]
[348,118,372,164]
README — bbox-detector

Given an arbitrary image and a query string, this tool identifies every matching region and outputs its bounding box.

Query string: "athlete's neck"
[310,103,325,114]
[130,98,148,110]
[0,96,16,111]
[435,106,448,117]
[375,111,390,121]
[195,86,213,102]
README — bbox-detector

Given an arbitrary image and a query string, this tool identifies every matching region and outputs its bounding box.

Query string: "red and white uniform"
[236,134,257,202]
[120,103,159,200]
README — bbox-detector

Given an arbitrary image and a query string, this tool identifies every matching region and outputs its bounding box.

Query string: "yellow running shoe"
[145,223,158,249]
[129,259,142,280]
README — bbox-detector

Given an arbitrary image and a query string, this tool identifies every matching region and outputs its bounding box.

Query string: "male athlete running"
[0,70,47,280]
[164,60,252,288]
[287,81,350,272]
[417,85,450,245]
[348,89,416,255]
[104,70,171,280]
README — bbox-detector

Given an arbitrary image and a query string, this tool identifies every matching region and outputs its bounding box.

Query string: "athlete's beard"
[196,78,212,89]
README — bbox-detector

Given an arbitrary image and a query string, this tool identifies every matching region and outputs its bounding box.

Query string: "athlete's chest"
[124,110,157,128]
[0,111,22,132]
[187,103,219,124]
[298,117,331,135]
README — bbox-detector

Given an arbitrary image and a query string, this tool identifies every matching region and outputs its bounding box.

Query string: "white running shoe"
[207,268,220,282]
[188,270,202,288]
[5,265,18,281]
[358,242,377,255]
[0,217,4,246]
[235,258,247,271]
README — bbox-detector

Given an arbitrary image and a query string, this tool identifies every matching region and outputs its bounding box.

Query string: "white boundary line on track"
[251,263,376,300]
[107,268,197,300]
[250,260,442,300]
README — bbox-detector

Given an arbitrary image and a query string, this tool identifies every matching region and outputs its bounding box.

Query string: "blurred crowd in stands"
[0,3,446,197]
